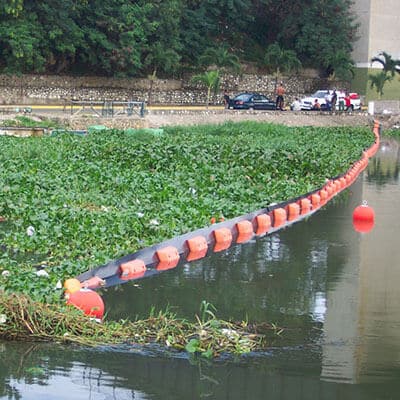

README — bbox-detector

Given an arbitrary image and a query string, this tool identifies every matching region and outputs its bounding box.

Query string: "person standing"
[344,92,352,112]
[223,90,230,109]
[275,81,285,110]
[330,89,337,111]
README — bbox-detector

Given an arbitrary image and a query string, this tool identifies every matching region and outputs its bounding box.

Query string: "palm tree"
[199,46,241,74]
[368,52,400,99]
[264,43,302,77]
[368,71,391,98]
[371,52,400,77]
[325,49,355,81]
[264,43,302,90]
[191,70,221,109]
[144,44,180,105]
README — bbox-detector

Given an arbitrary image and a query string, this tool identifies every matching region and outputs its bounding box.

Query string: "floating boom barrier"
[70,121,381,292]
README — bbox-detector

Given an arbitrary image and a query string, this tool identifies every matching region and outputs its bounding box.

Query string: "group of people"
[223,85,353,112]
[276,82,351,112]
[309,90,352,112]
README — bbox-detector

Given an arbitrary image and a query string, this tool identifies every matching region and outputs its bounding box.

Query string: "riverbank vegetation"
[0,121,374,354]
[0,115,65,129]
[0,292,275,357]
[0,1,357,79]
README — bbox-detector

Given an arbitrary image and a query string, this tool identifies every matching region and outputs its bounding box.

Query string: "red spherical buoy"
[66,289,105,320]
[353,201,375,233]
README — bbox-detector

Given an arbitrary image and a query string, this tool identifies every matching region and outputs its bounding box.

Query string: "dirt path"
[145,110,375,128]
[3,108,397,130]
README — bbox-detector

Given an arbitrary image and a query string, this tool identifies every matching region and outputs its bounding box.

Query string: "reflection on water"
[1,137,400,399]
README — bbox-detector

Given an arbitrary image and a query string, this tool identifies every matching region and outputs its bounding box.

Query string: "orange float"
[319,189,328,204]
[311,193,321,208]
[273,208,287,227]
[255,214,271,235]
[287,203,300,221]
[81,275,105,289]
[156,246,180,271]
[236,220,254,243]
[299,198,311,215]
[186,236,208,261]
[120,259,147,280]
[325,184,334,197]
[213,227,233,252]
[66,289,105,319]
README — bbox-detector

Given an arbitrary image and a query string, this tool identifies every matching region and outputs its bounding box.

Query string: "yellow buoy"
[63,278,82,294]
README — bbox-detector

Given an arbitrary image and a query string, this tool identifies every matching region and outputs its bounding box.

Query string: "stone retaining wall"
[371,100,400,114]
[0,73,335,106]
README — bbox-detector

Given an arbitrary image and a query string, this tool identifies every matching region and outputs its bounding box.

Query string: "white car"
[300,90,361,111]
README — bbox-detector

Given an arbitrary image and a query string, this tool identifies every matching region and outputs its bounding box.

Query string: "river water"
[1,136,400,399]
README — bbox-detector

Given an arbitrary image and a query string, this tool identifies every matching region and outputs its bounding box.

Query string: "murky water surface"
[1,137,400,399]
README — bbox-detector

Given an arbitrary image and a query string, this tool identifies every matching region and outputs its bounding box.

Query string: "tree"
[142,0,183,103]
[199,45,241,74]
[0,13,46,73]
[371,52,400,77]
[264,43,302,75]
[368,52,400,99]
[191,70,221,109]
[0,0,24,16]
[145,44,180,105]
[0,0,360,78]
[75,0,153,76]
[293,0,358,75]
[24,0,85,74]
[180,0,253,67]
[368,71,391,99]
[144,0,182,75]
[325,49,355,81]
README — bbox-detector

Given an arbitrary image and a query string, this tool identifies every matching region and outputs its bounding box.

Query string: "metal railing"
[65,100,146,117]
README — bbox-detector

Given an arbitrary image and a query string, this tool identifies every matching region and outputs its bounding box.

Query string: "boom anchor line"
[72,122,381,291]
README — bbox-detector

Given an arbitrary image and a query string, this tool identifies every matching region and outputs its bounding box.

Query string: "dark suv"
[229,92,276,110]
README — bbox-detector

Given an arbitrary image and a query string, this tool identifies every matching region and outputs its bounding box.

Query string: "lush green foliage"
[0,122,374,301]
[264,43,302,76]
[368,71,392,98]
[0,0,358,77]
[0,116,65,129]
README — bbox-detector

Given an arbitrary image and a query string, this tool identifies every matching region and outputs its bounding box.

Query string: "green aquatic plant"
[0,121,374,299]
[0,121,375,355]
[384,128,400,137]
[0,115,65,129]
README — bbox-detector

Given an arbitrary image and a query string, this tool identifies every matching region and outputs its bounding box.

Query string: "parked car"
[229,92,276,110]
[300,90,361,111]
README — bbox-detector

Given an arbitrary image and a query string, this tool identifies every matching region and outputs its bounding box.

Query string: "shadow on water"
[1,136,400,399]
